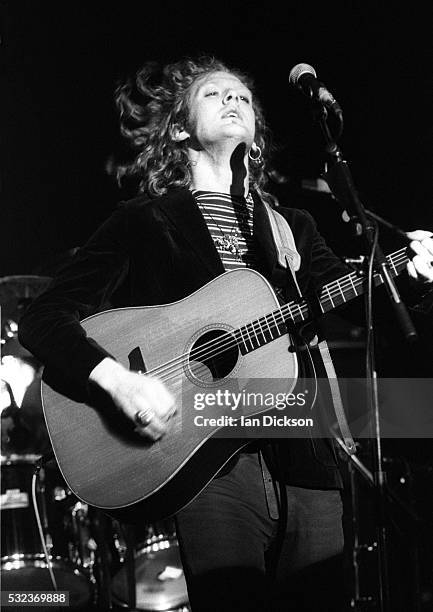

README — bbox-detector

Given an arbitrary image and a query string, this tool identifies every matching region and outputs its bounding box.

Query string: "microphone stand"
[333,433,425,611]
[310,104,418,612]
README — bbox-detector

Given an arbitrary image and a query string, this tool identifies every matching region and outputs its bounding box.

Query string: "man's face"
[185,71,256,150]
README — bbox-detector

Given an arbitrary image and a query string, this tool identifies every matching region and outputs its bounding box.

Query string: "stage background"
[3,2,432,274]
[2,3,433,608]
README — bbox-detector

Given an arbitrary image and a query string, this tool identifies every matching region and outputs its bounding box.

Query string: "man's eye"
[240,96,250,103]
[205,91,219,97]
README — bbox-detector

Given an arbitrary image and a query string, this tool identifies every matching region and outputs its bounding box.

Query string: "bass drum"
[1,455,95,610]
[111,519,190,611]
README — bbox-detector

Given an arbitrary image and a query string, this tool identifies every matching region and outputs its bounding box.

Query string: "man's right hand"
[89,358,175,441]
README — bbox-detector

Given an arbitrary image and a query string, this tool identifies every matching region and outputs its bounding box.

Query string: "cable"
[31,470,58,591]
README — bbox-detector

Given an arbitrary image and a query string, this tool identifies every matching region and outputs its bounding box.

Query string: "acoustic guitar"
[41,248,408,520]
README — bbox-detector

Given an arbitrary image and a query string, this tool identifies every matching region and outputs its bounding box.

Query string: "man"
[19,56,433,611]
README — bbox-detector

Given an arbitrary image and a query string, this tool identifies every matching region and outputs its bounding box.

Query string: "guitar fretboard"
[235,248,408,354]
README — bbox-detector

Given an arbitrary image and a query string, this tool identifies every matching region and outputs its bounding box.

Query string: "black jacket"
[19,188,351,488]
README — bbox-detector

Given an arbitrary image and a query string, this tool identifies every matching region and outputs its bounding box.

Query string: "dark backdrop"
[3,2,432,275]
[3,1,432,369]
[2,3,433,607]
[3,1,433,378]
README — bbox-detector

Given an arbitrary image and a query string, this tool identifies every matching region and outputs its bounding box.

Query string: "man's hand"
[406,230,433,283]
[89,358,175,441]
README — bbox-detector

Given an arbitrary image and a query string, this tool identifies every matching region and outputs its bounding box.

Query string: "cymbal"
[0,275,52,301]
[0,275,52,323]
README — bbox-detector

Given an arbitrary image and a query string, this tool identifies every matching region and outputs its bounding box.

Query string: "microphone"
[289,63,342,115]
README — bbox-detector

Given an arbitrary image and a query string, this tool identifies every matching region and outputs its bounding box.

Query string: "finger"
[406,260,418,280]
[134,426,164,441]
[129,397,165,439]
[411,254,433,282]
[131,397,172,434]
[409,239,433,261]
[144,378,175,418]
[164,405,177,421]
[406,231,433,273]
[134,406,154,427]
[135,413,167,440]
[147,415,168,439]
[406,230,433,241]
[153,378,175,408]
[421,237,433,257]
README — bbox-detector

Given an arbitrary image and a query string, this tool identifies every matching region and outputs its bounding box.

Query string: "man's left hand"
[406,230,433,283]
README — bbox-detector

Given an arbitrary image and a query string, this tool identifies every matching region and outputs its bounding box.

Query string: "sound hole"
[189,329,239,383]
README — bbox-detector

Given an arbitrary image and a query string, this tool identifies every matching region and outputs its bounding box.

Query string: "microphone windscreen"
[289,63,317,86]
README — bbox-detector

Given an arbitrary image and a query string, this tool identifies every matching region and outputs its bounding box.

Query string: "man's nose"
[223,90,239,104]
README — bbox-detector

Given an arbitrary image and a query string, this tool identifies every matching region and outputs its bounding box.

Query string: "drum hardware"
[31,465,58,590]
[35,453,98,581]
[69,501,98,570]
[1,454,96,609]
[111,520,190,612]
[0,272,99,610]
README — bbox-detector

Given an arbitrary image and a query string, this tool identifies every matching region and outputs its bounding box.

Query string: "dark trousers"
[175,452,345,612]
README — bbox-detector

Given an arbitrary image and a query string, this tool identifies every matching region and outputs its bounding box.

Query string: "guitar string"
[144,250,408,381]
[143,250,408,382]
[150,268,409,385]
[145,250,408,382]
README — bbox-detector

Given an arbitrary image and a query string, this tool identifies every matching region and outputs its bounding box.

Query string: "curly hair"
[113,56,277,203]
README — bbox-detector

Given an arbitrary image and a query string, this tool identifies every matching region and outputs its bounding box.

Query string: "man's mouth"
[222,110,240,119]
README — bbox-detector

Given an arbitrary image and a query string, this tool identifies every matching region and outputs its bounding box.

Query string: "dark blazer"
[19,188,350,488]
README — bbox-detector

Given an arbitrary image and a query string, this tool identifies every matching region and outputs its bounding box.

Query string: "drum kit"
[1,274,190,611]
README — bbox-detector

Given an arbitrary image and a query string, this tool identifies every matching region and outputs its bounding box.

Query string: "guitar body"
[41,269,297,520]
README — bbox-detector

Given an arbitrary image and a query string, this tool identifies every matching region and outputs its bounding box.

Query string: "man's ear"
[171,125,190,142]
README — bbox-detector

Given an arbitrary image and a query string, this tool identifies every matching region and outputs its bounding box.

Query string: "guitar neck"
[236,248,408,354]
[306,247,408,318]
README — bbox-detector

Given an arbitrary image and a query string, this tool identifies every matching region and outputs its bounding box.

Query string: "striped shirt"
[192,190,258,271]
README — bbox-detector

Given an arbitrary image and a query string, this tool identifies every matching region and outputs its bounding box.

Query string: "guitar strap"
[262,202,301,273]
[263,202,356,455]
